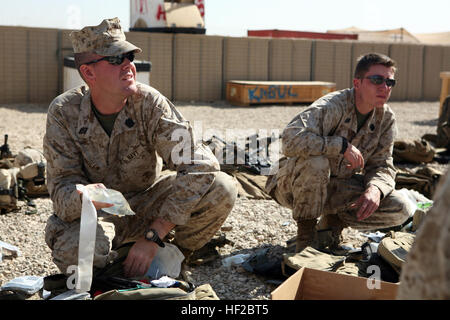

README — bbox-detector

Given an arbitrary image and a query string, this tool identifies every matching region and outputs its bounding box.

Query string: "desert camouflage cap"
[69,17,142,56]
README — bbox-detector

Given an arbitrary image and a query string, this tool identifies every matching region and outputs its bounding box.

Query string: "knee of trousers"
[304,156,330,172]
[291,156,330,190]
[208,171,238,216]
[383,190,413,225]
[290,156,330,220]
[45,214,117,274]
[292,156,330,183]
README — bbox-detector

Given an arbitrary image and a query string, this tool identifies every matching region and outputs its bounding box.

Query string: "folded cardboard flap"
[271,267,399,300]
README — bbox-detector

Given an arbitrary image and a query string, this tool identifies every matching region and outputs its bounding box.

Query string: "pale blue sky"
[0,0,449,36]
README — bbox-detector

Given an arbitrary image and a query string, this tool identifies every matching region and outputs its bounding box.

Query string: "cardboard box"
[271,267,399,300]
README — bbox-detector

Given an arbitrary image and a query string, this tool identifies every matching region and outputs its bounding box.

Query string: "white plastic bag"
[397,188,433,217]
[0,276,43,295]
[222,253,252,268]
[0,240,21,262]
[76,184,135,216]
[146,243,185,279]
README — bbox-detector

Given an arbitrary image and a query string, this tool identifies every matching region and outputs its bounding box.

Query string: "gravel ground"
[0,99,448,300]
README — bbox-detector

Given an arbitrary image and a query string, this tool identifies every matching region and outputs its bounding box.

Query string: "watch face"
[146,230,154,239]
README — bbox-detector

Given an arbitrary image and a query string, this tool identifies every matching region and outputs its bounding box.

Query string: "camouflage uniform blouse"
[43,83,220,225]
[281,88,398,198]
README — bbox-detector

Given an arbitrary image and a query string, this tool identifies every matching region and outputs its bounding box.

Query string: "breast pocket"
[120,143,150,166]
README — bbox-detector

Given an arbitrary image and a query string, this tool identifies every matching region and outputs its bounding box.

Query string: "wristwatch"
[144,228,165,248]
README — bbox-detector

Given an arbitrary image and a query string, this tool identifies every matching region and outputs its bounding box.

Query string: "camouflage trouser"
[45,171,238,274]
[266,156,409,231]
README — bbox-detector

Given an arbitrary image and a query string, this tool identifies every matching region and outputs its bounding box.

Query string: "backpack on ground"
[377,231,416,275]
[13,148,48,197]
[393,139,435,164]
[0,167,20,213]
[0,147,48,213]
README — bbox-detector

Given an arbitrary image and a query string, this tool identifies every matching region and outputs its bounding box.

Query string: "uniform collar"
[343,88,358,134]
[340,88,379,141]
[76,88,138,140]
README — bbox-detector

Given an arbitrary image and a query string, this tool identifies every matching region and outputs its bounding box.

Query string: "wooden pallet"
[226,80,336,106]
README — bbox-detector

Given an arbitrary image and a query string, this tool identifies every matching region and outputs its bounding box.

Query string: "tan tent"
[328,27,421,44]
[415,32,450,45]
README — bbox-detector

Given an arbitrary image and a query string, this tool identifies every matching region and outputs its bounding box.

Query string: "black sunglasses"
[84,51,135,66]
[364,75,396,87]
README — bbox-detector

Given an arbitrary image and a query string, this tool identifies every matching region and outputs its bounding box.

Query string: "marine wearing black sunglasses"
[84,51,135,66]
[364,75,396,87]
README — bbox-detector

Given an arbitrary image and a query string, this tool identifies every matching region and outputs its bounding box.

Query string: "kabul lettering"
[248,85,298,102]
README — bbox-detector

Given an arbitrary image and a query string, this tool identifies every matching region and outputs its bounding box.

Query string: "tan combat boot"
[316,214,345,253]
[295,219,318,253]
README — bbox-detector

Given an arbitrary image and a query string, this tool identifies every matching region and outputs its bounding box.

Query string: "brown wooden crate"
[226,80,336,106]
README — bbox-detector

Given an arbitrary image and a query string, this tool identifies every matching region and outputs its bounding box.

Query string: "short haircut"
[354,53,397,79]
[74,52,99,82]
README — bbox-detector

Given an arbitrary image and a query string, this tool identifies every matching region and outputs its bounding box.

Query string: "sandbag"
[377,232,416,274]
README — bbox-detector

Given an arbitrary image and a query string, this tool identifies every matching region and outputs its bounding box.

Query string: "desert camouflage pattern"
[43,83,238,272]
[270,156,408,229]
[397,170,450,299]
[45,172,238,273]
[266,88,408,228]
[70,17,141,56]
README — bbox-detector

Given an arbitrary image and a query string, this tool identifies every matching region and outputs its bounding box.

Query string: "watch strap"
[145,228,165,248]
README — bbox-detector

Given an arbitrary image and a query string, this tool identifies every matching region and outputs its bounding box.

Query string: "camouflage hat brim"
[93,40,142,56]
